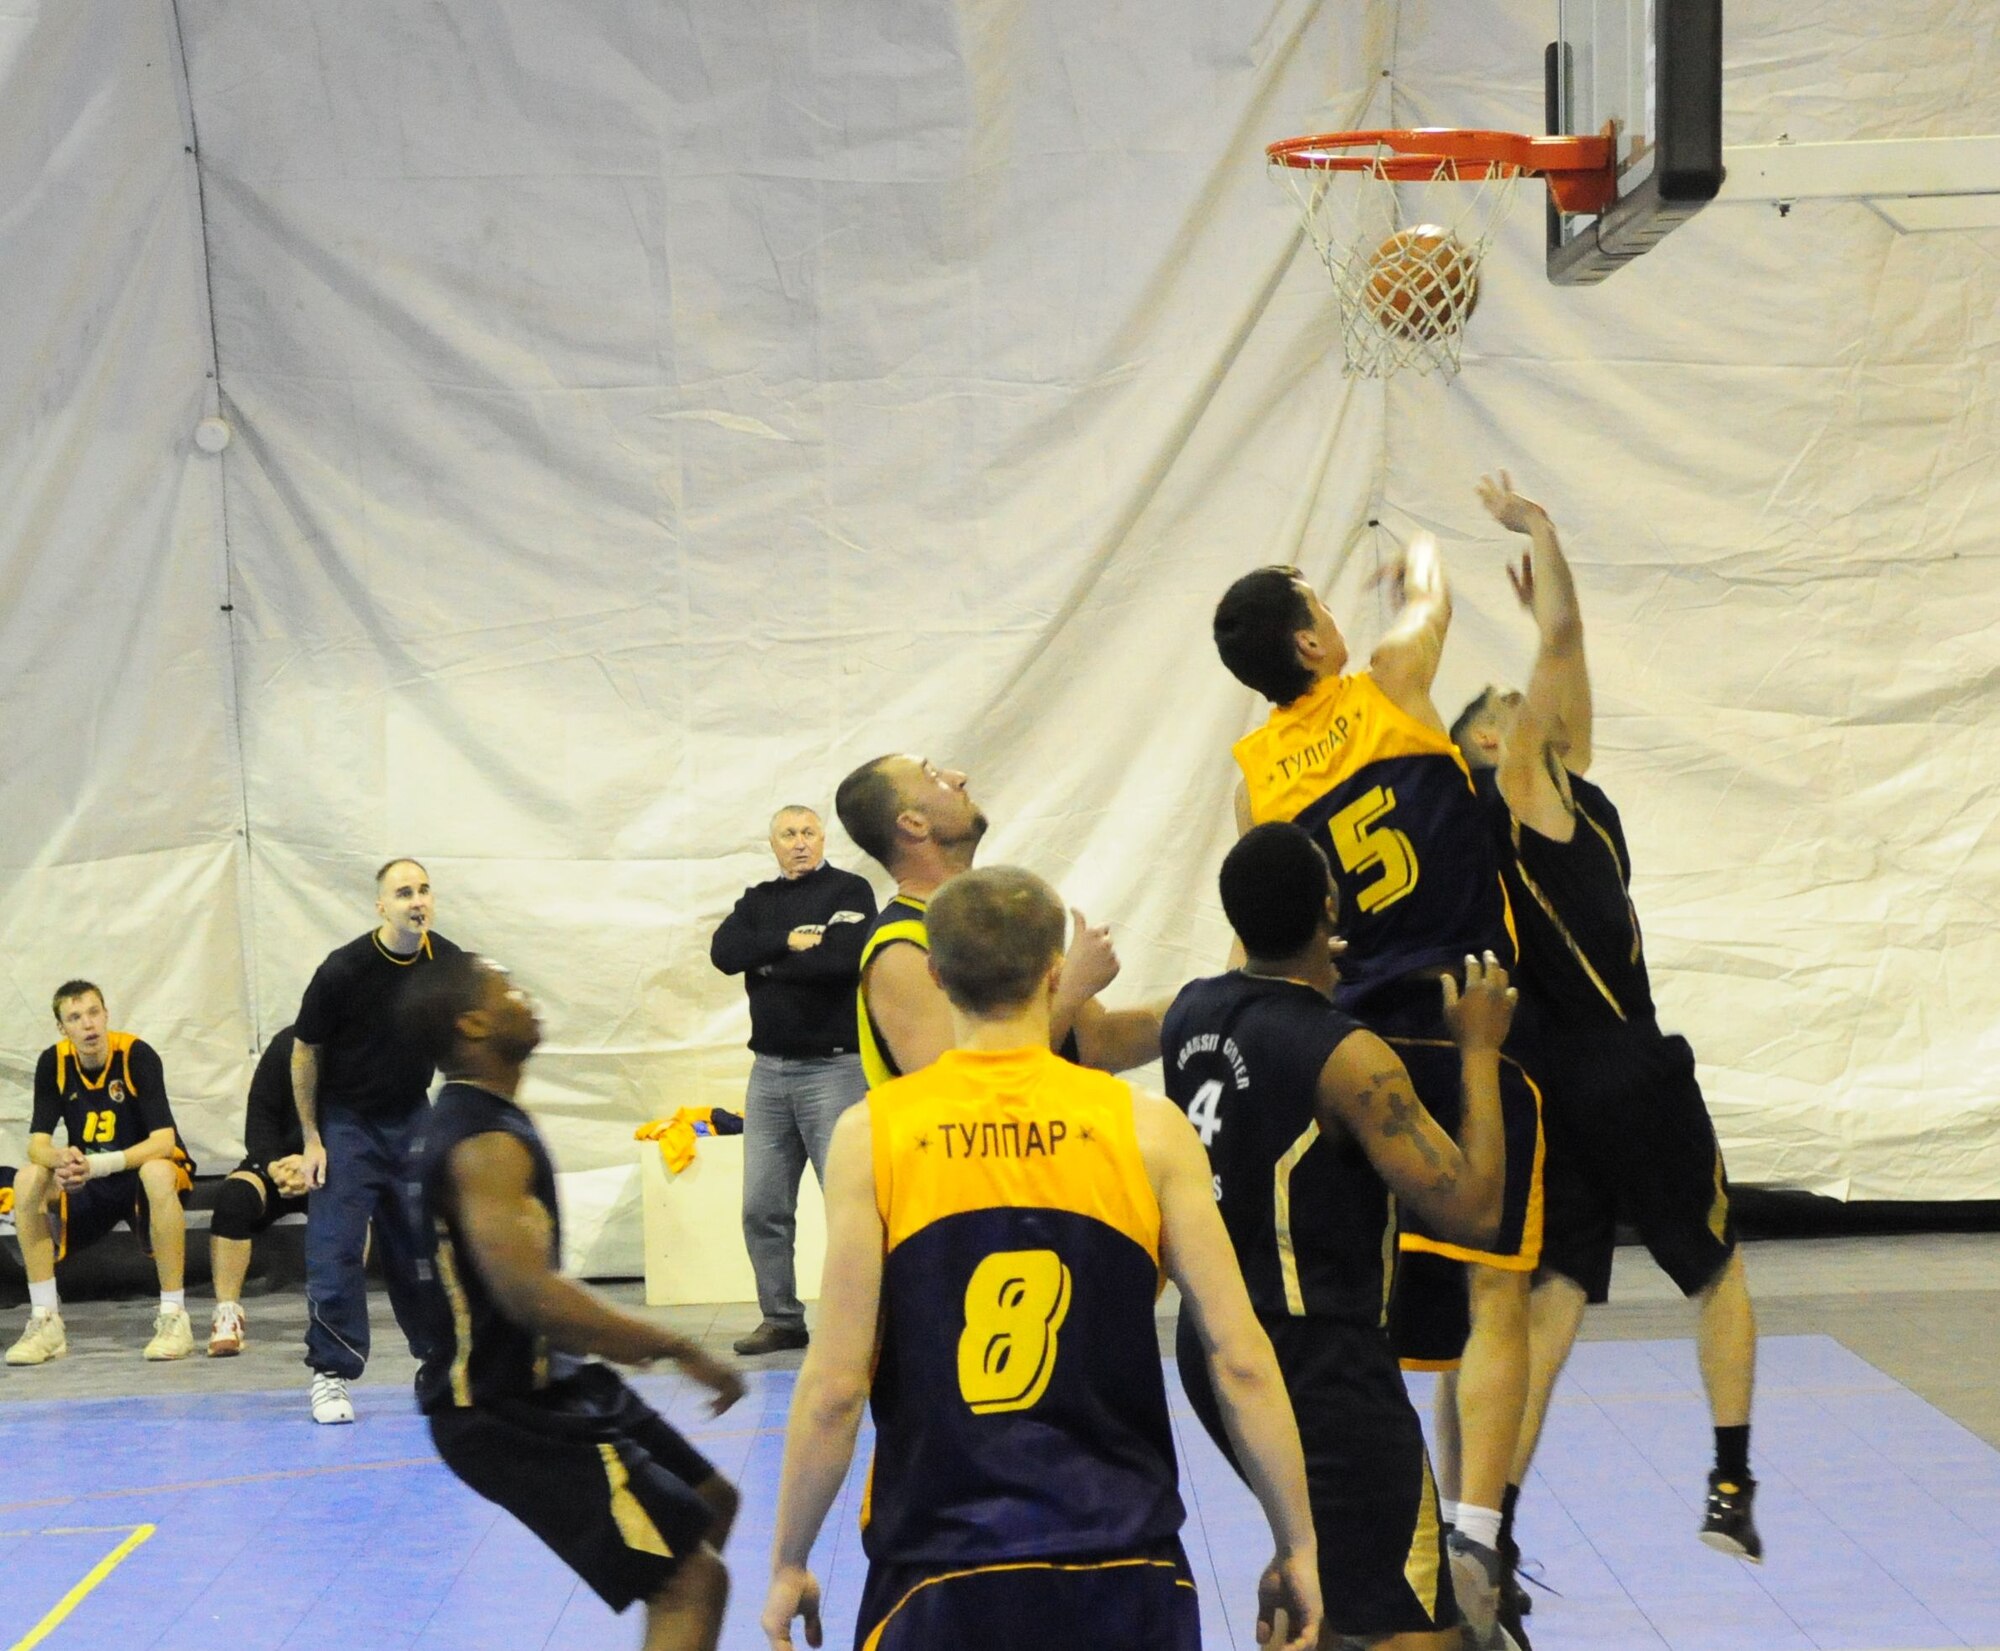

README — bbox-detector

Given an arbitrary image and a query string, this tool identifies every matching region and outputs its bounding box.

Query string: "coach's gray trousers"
[741,1052,867,1327]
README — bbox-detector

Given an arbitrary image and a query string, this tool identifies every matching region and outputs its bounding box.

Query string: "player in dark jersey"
[1454,474,1761,1570]
[401,953,745,1651]
[761,867,1320,1651]
[1168,823,1520,1649]
[8,980,197,1366]
[206,1026,311,1356]
[1214,542,1543,1646]
[834,753,1154,1082]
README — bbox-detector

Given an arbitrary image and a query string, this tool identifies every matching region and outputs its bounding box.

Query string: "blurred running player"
[403,954,745,1651]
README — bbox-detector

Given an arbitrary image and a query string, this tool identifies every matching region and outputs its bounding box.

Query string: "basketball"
[1362,224,1480,341]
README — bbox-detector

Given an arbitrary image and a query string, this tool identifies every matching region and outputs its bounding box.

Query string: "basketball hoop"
[1269,129,1615,378]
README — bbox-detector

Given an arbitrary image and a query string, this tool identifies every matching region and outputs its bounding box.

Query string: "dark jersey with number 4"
[1163,973,1397,1329]
[406,1081,581,1413]
[32,1034,179,1157]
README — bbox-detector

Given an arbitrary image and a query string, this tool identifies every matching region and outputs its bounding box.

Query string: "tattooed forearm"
[1366,1074,1458,1190]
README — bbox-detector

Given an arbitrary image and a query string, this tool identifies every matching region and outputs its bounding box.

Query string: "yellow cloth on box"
[634,1108,716,1175]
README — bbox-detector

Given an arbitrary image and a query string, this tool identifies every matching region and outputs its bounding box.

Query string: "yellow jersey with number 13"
[1234,670,1514,1003]
[861,1045,1184,1568]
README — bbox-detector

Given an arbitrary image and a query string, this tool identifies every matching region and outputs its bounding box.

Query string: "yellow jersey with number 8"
[1234,671,1514,1002]
[862,1044,1183,1567]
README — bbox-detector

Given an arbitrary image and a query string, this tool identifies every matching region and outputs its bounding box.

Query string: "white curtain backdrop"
[0,0,1994,1272]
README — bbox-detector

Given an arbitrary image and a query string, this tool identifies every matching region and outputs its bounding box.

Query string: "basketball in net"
[1362,225,1480,343]
[1265,130,1615,378]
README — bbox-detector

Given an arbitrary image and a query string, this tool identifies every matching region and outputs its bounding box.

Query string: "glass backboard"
[1548,0,1722,284]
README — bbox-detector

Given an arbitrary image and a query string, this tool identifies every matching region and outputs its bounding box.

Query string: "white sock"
[161,1289,185,1313]
[1439,1498,1460,1530]
[27,1279,58,1313]
[215,1299,239,1314]
[1457,1503,1503,1550]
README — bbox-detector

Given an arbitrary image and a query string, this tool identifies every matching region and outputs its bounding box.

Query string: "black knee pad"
[210,1175,269,1241]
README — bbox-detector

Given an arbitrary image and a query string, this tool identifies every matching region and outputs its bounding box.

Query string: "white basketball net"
[1275,149,1522,380]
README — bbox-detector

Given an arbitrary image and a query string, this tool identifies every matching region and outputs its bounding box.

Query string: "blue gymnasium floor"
[4,1335,1997,1651]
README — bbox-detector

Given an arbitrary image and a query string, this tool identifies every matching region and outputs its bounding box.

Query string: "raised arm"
[763,1104,884,1648]
[1138,1093,1321,1651]
[447,1132,744,1405]
[1312,956,1515,1248]
[1368,531,1451,726]
[1479,473,1593,828]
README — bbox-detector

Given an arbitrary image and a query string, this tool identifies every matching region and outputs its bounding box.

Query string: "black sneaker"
[1699,1471,1763,1562]
[733,1321,810,1356]
[1497,1541,1533,1650]
[1499,1534,1532,1620]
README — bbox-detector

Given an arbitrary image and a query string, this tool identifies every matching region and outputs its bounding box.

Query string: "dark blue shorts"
[1179,1312,1458,1640]
[429,1364,719,1612]
[855,1538,1200,1651]
[58,1156,192,1261]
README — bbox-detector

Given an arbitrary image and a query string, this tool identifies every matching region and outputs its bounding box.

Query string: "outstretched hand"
[1476,469,1548,536]
[1441,951,1517,1053]
[676,1347,747,1417]
[1057,907,1121,1003]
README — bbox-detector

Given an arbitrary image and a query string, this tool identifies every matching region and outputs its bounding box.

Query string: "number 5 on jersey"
[958,1249,1072,1414]
[1328,785,1419,913]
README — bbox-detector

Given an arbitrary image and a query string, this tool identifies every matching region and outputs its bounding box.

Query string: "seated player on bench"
[8,980,198,1365]
[207,1025,312,1356]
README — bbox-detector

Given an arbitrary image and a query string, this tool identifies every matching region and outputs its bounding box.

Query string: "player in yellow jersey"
[1213,537,1541,1650]
[834,754,1159,1083]
[760,867,1320,1651]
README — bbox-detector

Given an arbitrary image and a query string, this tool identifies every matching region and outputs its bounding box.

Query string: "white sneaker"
[144,1306,196,1361]
[208,1303,246,1357]
[310,1372,356,1424]
[6,1308,66,1366]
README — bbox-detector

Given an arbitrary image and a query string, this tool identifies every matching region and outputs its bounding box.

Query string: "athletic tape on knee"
[210,1176,268,1241]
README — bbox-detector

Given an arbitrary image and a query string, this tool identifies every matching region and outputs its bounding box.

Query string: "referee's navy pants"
[304,1107,434,1380]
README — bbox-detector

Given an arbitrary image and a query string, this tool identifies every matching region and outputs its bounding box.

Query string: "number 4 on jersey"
[1185,1079,1225,1146]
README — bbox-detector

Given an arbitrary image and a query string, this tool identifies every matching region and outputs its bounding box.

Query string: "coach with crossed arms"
[710,806,877,1356]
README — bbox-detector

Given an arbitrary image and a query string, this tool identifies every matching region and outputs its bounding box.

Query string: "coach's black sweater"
[709,862,877,1057]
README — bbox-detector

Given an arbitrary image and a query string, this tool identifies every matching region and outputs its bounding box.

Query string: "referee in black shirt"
[294,857,463,1422]
[709,806,875,1355]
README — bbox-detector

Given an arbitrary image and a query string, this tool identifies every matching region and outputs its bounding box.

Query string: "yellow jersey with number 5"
[1234,670,1514,1002]
[861,1044,1184,1567]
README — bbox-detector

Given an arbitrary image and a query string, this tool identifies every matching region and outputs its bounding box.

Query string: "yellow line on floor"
[7,1523,154,1651]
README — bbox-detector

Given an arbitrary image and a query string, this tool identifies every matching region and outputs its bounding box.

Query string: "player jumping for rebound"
[1453,473,1760,1571]
[1213,539,1543,1651]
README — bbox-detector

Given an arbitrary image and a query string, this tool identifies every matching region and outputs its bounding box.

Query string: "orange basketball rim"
[1267,128,1618,216]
